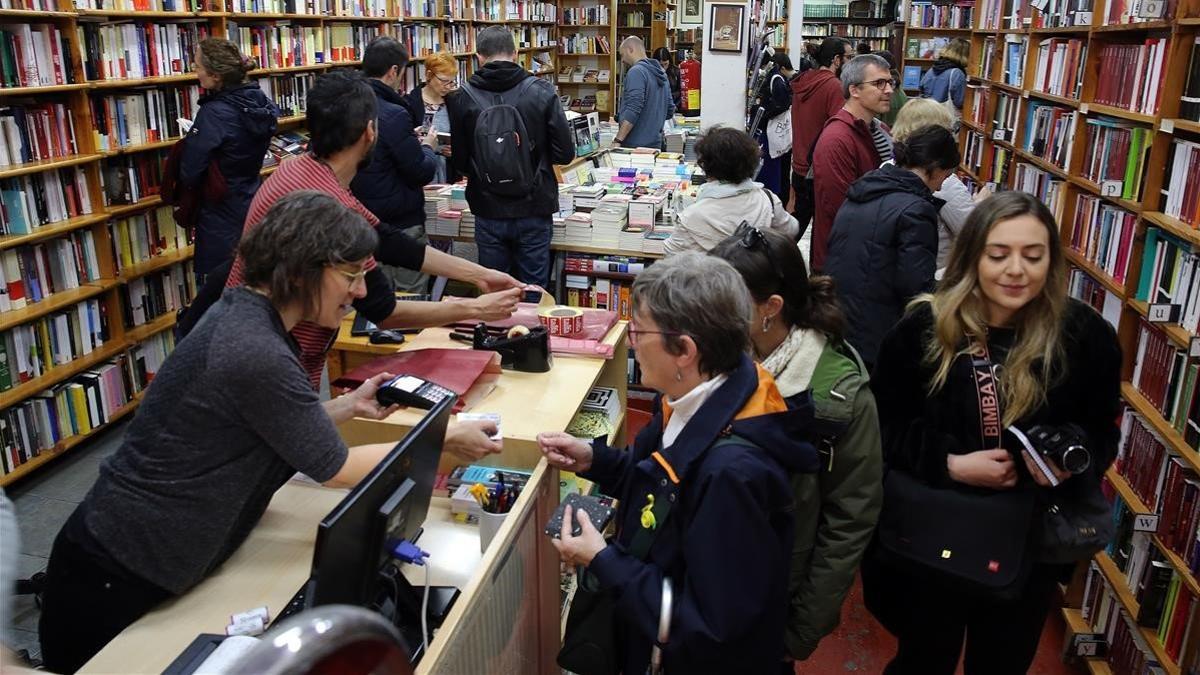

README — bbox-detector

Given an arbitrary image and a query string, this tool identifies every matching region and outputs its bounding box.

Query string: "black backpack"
[461,78,539,197]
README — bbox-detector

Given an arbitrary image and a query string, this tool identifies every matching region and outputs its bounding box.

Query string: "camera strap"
[968,334,1003,450]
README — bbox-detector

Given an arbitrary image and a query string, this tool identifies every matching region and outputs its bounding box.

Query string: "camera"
[1025,423,1090,475]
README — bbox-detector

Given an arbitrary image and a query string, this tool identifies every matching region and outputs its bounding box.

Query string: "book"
[902,65,921,89]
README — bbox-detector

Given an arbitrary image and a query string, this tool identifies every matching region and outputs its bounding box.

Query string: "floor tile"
[3,627,39,664]
[9,495,77,558]
[14,554,44,581]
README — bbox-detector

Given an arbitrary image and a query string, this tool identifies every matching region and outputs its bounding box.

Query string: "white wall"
[700,1,751,130]
[787,0,805,58]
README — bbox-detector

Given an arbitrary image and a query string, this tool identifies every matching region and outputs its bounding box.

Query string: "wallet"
[545,493,614,539]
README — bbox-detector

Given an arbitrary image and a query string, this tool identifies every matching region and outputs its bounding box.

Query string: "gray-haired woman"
[38,192,410,674]
[537,253,820,674]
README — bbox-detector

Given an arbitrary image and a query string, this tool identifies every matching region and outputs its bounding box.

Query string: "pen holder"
[478,510,508,554]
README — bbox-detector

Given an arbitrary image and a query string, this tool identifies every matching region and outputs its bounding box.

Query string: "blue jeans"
[473,215,552,288]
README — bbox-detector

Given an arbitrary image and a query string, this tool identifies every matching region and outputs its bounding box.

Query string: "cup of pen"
[471,480,515,554]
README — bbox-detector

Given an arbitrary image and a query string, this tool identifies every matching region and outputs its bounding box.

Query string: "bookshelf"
[957,0,1200,668]
[0,0,551,485]
[557,0,614,115]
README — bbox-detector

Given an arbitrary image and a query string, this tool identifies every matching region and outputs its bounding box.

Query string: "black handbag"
[875,335,1036,597]
[1038,480,1115,564]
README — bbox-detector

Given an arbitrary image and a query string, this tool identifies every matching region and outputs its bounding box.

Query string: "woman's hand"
[469,287,521,321]
[1020,450,1073,487]
[326,372,400,424]
[551,504,606,570]
[947,449,1017,489]
[537,432,593,473]
[443,420,503,461]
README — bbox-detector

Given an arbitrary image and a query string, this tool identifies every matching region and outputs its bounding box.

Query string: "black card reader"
[376,374,455,410]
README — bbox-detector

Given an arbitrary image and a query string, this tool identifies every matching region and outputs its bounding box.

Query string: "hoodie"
[666,179,798,256]
[619,58,675,149]
[824,163,941,365]
[920,58,966,109]
[180,82,279,276]
[446,61,574,219]
[581,354,819,674]
[789,69,846,175]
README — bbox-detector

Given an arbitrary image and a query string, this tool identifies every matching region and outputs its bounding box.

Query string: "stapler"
[451,323,553,373]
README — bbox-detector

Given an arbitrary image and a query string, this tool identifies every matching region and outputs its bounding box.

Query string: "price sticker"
[1133,513,1160,532]
[1023,16,1033,23]
[1190,336,1200,358]
[1148,303,1180,324]
[1162,119,1175,134]
[1080,103,1090,114]
[1023,90,1030,99]
[1100,180,1123,196]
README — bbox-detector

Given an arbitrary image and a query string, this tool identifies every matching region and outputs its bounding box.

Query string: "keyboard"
[274,582,310,624]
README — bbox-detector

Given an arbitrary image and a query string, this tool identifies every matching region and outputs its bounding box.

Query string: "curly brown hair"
[196,37,254,87]
[694,125,762,184]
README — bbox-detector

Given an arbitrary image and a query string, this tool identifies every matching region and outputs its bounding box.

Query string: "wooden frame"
[681,0,703,24]
[706,3,744,52]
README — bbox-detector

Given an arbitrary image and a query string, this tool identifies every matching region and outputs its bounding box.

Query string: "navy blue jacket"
[824,164,943,366]
[580,355,820,674]
[181,83,278,276]
[350,78,438,229]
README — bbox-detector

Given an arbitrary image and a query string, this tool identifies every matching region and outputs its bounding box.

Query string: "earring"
[675,369,683,382]
[762,316,772,333]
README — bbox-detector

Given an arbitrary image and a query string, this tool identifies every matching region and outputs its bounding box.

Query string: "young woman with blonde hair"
[864,191,1121,674]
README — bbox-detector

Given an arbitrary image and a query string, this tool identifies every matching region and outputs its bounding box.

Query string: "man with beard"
[226,70,522,388]
[789,37,853,231]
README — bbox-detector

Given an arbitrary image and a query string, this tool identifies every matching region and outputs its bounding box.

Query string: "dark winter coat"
[756,68,792,132]
[350,78,438,229]
[445,61,574,219]
[823,163,942,365]
[581,355,820,674]
[181,83,278,276]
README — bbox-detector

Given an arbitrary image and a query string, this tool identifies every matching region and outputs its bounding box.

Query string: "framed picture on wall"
[681,0,703,24]
[708,4,744,53]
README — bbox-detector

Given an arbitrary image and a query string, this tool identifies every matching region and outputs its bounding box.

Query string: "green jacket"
[878,87,909,129]
[769,335,884,660]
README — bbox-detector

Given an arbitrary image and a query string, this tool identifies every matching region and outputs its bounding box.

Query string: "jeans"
[473,215,553,288]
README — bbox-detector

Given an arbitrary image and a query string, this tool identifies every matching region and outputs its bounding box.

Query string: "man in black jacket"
[447,26,574,288]
[351,37,440,292]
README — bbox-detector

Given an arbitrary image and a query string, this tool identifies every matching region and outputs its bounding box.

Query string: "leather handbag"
[875,335,1036,597]
[1038,481,1115,564]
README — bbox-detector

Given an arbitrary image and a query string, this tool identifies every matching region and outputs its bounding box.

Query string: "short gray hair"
[841,53,890,97]
[631,253,752,376]
[476,26,516,57]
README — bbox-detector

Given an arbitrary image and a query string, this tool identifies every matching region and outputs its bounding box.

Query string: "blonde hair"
[939,38,970,69]
[425,52,458,80]
[916,191,1068,426]
[891,97,956,141]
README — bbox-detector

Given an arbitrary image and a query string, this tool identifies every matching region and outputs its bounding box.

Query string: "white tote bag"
[764,75,792,158]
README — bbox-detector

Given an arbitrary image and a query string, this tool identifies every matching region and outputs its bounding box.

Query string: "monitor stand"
[374,563,460,664]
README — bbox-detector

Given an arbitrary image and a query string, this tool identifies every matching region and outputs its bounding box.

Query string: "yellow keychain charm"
[640,494,657,530]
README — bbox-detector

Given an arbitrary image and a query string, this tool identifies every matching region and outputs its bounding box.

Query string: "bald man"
[614,37,675,149]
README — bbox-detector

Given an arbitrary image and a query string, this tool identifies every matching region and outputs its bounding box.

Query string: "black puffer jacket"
[350,78,438,229]
[181,83,278,276]
[824,163,942,365]
[446,61,574,218]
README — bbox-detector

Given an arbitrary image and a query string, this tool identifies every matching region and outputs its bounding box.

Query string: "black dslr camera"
[1025,423,1091,475]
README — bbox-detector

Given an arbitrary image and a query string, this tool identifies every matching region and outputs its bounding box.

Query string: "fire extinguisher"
[679,53,700,113]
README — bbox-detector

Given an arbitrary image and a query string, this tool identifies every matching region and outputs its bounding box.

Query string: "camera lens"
[1060,445,1090,474]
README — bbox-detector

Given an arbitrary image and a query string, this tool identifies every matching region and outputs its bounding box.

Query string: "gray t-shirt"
[74,287,348,594]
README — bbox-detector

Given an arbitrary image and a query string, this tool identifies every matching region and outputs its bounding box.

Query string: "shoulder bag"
[875,336,1036,598]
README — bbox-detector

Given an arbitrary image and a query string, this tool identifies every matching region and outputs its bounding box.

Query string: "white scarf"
[760,328,827,398]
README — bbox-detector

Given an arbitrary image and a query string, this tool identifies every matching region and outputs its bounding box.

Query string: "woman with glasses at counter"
[38,193,414,674]
[536,253,820,674]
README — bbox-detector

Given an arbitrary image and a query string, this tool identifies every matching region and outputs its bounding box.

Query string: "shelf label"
[1191,336,1200,358]
[1074,10,1093,23]
[1148,303,1181,324]
[993,128,1007,141]
[1023,90,1030,99]
[1080,103,1089,114]
[1031,0,1051,11]
[1137,0,1166,17]
[1133,513,1160,532]
[1100,180,1123,196]
[1073,635,1105,657]
[1161,119,1175,134]
[1023,16,1034,23]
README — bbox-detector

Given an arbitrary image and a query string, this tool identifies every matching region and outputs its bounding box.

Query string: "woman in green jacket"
[711,226,884,661]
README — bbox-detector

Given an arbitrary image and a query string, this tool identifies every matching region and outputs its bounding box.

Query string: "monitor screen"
[308,394,454,607]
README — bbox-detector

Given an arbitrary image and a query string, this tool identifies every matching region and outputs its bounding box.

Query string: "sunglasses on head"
[735,222,785,284]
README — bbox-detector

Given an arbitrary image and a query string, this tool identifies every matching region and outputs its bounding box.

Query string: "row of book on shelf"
[0,330,174,476]
[558,65,610,83]
[0,167,93,235]
[978,0,1167,30]
[906,0,973,28]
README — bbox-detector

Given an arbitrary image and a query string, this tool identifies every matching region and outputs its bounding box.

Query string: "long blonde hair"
[915,191,1068,426]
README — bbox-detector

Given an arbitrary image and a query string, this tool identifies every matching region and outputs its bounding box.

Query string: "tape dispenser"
[452,323,553,373]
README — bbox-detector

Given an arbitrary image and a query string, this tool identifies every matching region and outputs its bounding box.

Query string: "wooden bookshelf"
[1061,607,1115,674]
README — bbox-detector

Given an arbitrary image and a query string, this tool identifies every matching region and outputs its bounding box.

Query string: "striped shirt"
[870,119,894,163]
[226,153,380,389]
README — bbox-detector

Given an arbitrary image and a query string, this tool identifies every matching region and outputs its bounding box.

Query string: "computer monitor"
[308,394,454,608]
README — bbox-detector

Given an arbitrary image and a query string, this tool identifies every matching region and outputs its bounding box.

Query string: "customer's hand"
[421,125,438,149]
[1020,450,1073,487]
[947,449,1017,489]
[470,287,521,321]
[552,504,607,570]
[439,145,452,157]
[537,432,593,473]
[973,186,993,203]
[345,372,401,420]
[473,268,522,293]
[443,420,503,461]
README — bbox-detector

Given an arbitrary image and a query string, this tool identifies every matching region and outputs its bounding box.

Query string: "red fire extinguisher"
[679,55,700,113]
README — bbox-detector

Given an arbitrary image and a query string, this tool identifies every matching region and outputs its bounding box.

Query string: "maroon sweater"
[789,69,845,176]
[810,108,885,271]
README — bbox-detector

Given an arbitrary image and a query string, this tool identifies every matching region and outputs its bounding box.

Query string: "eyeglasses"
[330,266,368,291]
[736,222,785,284]
[628,325,685,346]
[433,74,458,87]
[859,78,897,91]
